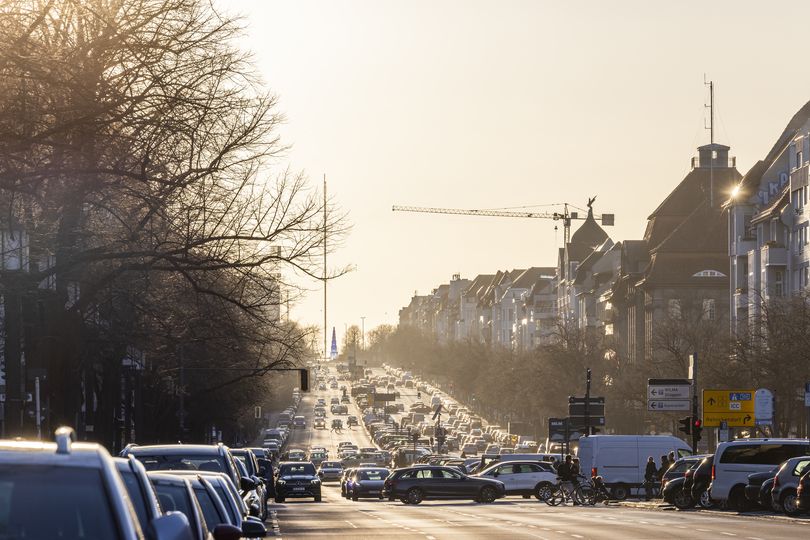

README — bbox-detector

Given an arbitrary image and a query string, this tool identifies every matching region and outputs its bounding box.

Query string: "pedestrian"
[557,455,576,504]
[644,456,657,501]
[668,451,676,467]
[657,455,669,493]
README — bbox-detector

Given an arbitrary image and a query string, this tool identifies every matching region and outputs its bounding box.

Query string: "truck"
[577,435,692,500]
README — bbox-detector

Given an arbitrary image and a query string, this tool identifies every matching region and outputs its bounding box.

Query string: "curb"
[617,500,810,524]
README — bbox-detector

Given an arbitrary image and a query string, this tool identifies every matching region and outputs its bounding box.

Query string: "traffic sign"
[754,389,774,423]
[647,399,691,411]
[703,389,755,414]
[703,411,755,427]
[647,385,691,400]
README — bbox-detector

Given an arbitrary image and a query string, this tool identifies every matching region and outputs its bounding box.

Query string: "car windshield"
[280,463,316,476]
[358,470,387,481]
[321,462,341,468]
[0,465,121,540]
[135,454,227,474]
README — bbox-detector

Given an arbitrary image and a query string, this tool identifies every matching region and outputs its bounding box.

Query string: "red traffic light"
[693,419,702,428]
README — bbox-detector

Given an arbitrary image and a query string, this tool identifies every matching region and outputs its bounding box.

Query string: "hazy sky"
[216,0,810,352]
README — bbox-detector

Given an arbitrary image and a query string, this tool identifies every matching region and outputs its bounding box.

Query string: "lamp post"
[360,316,366,350]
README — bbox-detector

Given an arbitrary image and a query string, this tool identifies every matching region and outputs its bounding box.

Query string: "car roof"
[147,471,193,485]
[0,440,107,468]
[127,444,225,456]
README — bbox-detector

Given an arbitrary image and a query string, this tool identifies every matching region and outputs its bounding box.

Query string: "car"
[689,455,715,509]
[744,467,779,508]
[314,418,326,430]
[340,467,357,497]
[383,465,505,504]
[771,455,810,516]
[121,443,243,493]
[347,415,359,427]
[293,415,306,428]
[710,439,810,510]
[474,460,557,499]
[318,383,327,391]
[797,469,810,513]
[285,449,307,462]
[167,470,255,527]
[331,397,340,404]
[275,461,322,502]
[347,467,391,500]
[164,471,268,539]
[662,455,707,490]
[309,451,328,466]
[230,448,269,520]
[149,472,241,540]
[0,428,190,540]
[318,461,345,481]
[461,443,479,456]
[662,475,692,509]
[341,395,351,404]
[317,398,327,407]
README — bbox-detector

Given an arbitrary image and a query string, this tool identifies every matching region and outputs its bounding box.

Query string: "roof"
[570,208,609,248]
[750,186,789,225]
[511,267,554,290]
[126,444,226,456]
[0,440,106,468]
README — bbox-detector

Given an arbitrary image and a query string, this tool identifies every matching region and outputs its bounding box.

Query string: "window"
[793,460,810,477]
[774,270,785,297]
[414,469,433,479]
[668,299,681,318]
[702,299,716,321]
[719,443,810,465]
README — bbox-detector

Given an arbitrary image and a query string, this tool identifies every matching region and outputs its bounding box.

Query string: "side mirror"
[150,511,195,540]
[242,518,268,538]
[212,523,243,540]
[249,502,261,517]
[492,471,499,477]
[240,476,257,492]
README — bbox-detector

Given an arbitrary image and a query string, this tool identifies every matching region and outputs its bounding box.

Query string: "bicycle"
[545,478,586,506]
[578,475,612,506]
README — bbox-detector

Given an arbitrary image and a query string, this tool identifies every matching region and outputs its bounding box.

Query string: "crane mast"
[392,201,613,245]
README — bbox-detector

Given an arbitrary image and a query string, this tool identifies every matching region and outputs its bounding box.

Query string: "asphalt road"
[269,373,810,539]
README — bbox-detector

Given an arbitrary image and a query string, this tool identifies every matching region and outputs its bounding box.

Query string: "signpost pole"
[689,353,699,452]
[584,368,591,437]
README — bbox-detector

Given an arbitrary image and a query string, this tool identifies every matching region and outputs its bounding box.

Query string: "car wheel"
[782,490,800,516]
[479,486,497,504]
[400,497,410,504]
[406,488,424,505]
[673,489,694,510]
[274,496,285,503]
[352,493,359,501]
[611,484,630,501]
[698,490,714,509]
[728,486,749,512]
[535,482,553,501]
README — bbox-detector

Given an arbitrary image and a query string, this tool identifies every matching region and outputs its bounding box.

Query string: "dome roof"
[570,209,609,248]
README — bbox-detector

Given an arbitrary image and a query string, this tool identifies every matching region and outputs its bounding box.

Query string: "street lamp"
[360,316,366,350]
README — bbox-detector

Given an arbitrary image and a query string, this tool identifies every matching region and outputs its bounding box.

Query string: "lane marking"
[344,521,357,529]
[720,534,736,537]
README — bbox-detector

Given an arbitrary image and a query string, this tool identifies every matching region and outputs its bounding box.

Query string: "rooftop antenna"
[704,75,715,208]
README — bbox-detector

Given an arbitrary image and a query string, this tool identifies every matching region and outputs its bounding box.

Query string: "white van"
[710,438,810,509]
[577,435,692,500]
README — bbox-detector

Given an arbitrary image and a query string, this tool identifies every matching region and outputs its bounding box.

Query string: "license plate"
[293,487,305,491]
[369,491,379,495]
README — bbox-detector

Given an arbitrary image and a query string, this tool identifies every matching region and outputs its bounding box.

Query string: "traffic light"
[299,369,309,392]
[417,391,421,399]
[678,416,692,435]
[692,418,703,442]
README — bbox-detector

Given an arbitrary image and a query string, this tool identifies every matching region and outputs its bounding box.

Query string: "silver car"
[771,455,810,516]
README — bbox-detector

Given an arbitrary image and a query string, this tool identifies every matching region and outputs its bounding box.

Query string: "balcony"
[762,243,787,266]
[791,163,809,188]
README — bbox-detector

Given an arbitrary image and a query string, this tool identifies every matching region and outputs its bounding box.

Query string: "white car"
[475,460,557,499]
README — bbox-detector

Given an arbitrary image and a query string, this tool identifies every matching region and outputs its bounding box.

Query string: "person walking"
[657,455,669,497]
[644,456,657,501]
[668,451,676,467]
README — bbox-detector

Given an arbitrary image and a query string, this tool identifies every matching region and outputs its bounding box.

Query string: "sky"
[215,0,810,354]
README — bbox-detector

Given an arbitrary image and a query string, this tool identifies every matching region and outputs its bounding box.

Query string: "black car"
[348,467,390,500]
[744,467,778,508]
[662,455,706,490]
[662,476,693,509]
[797,470,810,512]
[275,461,322,502]
[760,477,776,510]
[383,465,505,505]
[690,455,714,509]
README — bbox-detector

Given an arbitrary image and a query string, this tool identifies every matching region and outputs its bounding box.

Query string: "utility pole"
[689,353,699,452]
[584,368,592,436]
[323,175,327,362]
[360,316,366,350]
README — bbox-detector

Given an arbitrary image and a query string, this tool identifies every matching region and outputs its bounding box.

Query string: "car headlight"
[311,479,321,484]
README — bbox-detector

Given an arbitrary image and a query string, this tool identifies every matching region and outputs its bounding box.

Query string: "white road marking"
[571,535,584,539]
[720,534,736,537]
[344,521,357,529]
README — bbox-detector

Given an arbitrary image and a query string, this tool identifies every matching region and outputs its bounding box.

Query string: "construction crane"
[392,198,614,245]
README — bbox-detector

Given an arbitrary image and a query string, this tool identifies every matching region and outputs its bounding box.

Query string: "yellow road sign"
[703,412,755,428]
[703,389,755,414]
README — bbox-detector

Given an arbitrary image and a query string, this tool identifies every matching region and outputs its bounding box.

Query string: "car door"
[493,464,519,493]
[433,468,468,498]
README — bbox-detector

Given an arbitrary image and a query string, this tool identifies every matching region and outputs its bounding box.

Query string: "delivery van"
[577,435,692,500]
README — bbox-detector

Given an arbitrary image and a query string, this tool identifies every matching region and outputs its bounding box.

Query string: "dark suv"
[121,443,242,491]
[275,461,322,502]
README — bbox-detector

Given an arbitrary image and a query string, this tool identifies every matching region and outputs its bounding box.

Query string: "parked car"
[149,472,239,540]
[577,435,692,500]
[744,467,779,508]
[689,454,715,509]
[710,439,810,510]
[275,461,322,502]
[796,469,810,513]
[175,473,267,538]
[122,443,243,492]
[230,448,268,520]
[475,460,557,499]
[383,465,506,504]
[113,456,163,533]
[771,455,810,516]
[662,476,692,509]
[0,427,189,540]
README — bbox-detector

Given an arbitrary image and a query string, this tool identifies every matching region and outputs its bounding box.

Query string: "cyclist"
[557,454,576,504]
[644,456,657,500]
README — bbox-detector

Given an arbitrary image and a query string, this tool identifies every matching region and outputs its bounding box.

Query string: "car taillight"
[591,467,598,478]
[773,475,779,488]
[685,470,694,478]
[711,465,715,480]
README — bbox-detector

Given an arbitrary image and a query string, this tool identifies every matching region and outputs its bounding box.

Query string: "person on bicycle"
[557,454,576,504]
[644,456,657,500]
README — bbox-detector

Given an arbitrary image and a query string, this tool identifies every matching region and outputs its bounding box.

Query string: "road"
[270,372,810,539]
